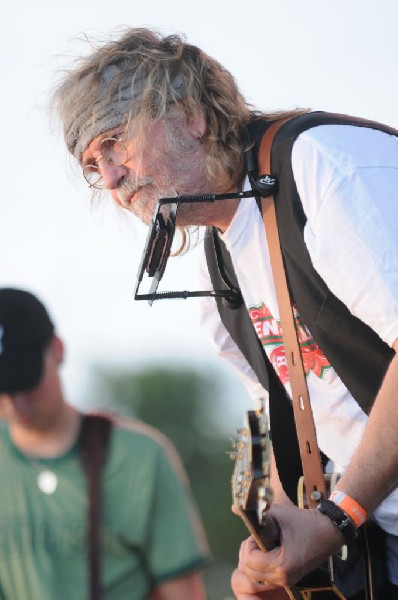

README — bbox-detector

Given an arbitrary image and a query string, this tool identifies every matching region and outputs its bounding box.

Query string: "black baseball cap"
[0,288,55,393]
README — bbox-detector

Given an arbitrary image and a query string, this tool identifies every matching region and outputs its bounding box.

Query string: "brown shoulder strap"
[79,414,113,600]
[259,115,382,599]
[258,118,326,507]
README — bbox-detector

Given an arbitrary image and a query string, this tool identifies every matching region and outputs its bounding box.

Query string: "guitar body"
[232,409,348,599]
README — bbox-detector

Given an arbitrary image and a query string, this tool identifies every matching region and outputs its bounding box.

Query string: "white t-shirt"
[199,123,398,535]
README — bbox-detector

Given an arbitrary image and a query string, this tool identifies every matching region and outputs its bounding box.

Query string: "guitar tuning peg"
[258,486,273,504]
[225,451,237,460]
[236,427,248,435]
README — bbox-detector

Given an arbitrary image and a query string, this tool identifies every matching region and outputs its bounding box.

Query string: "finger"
[232,568,281,600]
[238,544,284,588]
[238,537,249,568]
[238,536,260,568]
[231,567,267,598]
[242,553,283,586]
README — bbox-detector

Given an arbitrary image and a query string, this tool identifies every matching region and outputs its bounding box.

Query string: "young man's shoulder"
[107,414,188,479]
[112,414,169,443]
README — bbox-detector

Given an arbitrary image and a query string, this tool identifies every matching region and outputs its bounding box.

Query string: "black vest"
[204,111,397,501]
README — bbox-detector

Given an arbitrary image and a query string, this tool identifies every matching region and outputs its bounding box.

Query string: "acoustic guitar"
[231,408,349,599]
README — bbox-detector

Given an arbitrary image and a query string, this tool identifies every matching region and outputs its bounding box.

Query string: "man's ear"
[52,335,64,365]
[0,393,13,418]
[188,111,206,140]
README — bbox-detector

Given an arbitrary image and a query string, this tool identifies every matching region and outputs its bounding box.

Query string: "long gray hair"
[53,27,298,190]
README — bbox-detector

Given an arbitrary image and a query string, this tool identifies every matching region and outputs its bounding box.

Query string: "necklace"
[36,469,58,494]
[25,456,59,495]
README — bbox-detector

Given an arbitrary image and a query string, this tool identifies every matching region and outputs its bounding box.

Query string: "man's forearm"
[334,343,398,516]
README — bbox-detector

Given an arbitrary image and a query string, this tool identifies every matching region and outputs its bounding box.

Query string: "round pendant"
[37,470,58,495]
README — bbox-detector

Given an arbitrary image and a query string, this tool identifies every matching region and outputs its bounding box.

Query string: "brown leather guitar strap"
[79,414,113,600]
[258,118,326,507]
[258,117,382,598]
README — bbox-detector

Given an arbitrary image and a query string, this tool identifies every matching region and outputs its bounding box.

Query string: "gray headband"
[64,63,185,162]
[65,64,135,161]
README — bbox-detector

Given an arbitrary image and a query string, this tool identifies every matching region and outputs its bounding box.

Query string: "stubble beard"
[116,120,215,227]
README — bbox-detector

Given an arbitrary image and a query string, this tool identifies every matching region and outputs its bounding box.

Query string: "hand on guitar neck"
[230,409,356,599]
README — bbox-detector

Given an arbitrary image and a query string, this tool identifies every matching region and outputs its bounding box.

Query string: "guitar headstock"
[232,407,273,531]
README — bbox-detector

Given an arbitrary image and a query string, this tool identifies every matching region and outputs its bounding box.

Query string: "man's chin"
[127,197,156,226]
[131,188,179,226]
[126,188,206,228]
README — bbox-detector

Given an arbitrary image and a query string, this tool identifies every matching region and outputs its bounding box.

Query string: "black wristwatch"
[317,499,359,546]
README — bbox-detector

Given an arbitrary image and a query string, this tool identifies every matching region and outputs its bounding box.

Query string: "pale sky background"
[1,0,398,419]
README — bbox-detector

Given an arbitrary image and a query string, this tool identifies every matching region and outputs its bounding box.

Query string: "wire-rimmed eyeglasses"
[82,136,129,189]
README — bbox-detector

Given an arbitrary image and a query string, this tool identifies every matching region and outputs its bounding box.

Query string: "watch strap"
[317,498,359,546]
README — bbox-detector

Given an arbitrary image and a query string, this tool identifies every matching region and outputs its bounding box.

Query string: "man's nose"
[99,160,129,190]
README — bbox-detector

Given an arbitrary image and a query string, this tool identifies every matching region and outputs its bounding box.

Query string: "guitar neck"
[237,506,280,552]
[232,410,350,599]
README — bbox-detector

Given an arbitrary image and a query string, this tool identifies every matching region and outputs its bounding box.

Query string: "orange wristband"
[329,491,367,528]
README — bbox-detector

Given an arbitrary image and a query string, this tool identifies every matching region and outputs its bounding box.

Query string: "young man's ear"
[51,336,64,365]
[0,393,13,418]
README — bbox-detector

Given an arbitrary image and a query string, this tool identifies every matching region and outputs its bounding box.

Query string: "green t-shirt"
[0,418,208,599]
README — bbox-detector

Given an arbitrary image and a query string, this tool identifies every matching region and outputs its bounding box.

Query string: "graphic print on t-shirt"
[249,302,332,384]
